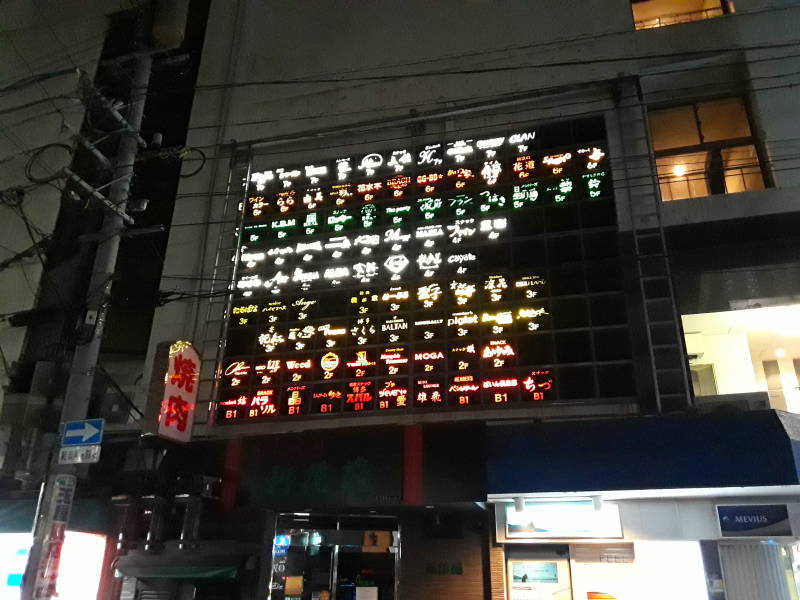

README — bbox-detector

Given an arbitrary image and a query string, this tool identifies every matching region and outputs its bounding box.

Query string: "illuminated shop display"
[217,118,633,423]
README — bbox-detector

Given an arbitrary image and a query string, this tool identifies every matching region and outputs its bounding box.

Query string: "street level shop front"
[487,411,800,600]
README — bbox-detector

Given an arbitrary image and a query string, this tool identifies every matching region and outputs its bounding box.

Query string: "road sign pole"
[21,47,152,600]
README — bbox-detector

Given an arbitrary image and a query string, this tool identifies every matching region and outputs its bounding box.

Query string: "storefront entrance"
[503,541,711,600]
[268,513,398,600]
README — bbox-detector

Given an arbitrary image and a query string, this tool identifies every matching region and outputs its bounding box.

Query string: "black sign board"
[717,504,792,537]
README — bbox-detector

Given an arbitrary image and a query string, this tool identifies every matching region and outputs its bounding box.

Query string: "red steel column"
[403,425,423,505]
[220,438,243,513]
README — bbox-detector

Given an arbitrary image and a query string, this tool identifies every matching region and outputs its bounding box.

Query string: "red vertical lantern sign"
[158,341,200,443]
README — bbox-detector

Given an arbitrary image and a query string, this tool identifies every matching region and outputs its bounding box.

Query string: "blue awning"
[487,410,800,495]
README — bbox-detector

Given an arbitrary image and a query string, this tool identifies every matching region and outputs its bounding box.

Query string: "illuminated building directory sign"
[217,118,623,423]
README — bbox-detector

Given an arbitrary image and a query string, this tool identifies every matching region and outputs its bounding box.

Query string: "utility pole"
[21,44,152,600]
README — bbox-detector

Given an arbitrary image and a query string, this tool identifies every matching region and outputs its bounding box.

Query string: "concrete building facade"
[4,1,800,599]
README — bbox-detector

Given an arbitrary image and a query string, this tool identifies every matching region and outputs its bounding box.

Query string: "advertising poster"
[506,501,622,539]
[507,559,572,600]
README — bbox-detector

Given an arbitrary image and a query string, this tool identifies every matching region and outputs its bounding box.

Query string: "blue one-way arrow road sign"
[62,419,104,446]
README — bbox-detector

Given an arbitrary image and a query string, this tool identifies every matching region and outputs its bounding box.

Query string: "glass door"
[268,514,398,600]
[335,543,396,600]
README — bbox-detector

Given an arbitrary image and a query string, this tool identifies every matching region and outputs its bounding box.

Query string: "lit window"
[632,0,733,30]
[656,152,709,201]
[649,98,765,201]
[683,305,800,413]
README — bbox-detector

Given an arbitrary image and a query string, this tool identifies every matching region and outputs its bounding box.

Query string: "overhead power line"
[0,238,50,272]
[0,95,77,118]
[150,73,800,167]
[182,49,800,134]
[185,40,800,91]
[2,35,799,170]
[0,68,77,95]
[4,54,794,174]
[0,27,107,92]
[223,3,800,84]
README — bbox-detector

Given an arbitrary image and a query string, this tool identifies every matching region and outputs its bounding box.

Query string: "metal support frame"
[194,146,252,427]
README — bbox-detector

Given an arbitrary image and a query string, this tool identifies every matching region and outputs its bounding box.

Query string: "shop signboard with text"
[158,341,199,442]
[717,504,793,537]
[216,117,636,427]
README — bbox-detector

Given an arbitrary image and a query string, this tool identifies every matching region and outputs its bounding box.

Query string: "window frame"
[631,0,735,31]
[648,96,771,199]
